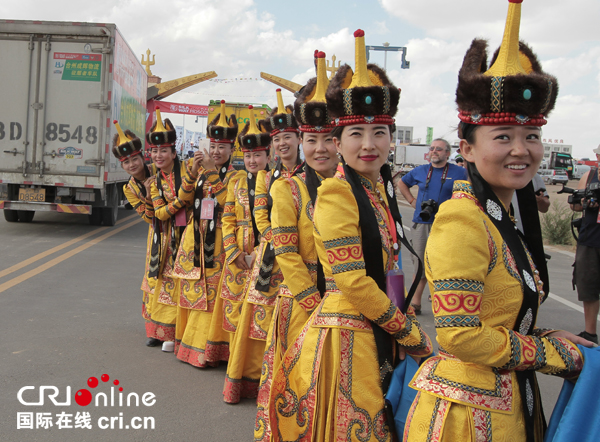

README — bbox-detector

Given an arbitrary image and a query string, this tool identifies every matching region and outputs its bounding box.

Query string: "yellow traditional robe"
[122,176,157,336]
[404,181,583,442]
[149,160,190,344]
[223,168,290,404]
[220,170,256,333]
[270,170,432,442]
[172,164,236,366]
[255,171,324,441]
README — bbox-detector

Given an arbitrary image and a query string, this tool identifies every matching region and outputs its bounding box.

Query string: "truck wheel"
[4,209,19,222]
[102,206,118,226]
[88,208,103,226]
[17,210,35,222]
[102,184,119,226]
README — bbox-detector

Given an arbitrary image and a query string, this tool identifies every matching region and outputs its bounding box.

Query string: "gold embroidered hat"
[294,51,334,133]
[325,29,400,127]
[262,89,299,137]
[456,0,558,126]
[112,120,143,162]
[238,105,271,152]
[146,106,177,146]
[207,100,239,143]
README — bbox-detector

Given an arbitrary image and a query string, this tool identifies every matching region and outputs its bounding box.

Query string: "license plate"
[18,187,46,202]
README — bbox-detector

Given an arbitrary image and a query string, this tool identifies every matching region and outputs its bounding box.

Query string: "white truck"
[0,20,147,225]
[394,144,431,167]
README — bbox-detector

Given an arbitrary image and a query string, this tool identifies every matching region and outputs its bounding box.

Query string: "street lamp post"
[365,42,410,70]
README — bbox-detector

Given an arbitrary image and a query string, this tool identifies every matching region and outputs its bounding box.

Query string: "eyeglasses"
[429,146,445,152]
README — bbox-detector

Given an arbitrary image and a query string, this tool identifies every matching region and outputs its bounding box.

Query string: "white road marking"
[548,292,600,322]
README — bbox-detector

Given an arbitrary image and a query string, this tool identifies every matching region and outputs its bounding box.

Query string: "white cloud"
[2,0,598,156]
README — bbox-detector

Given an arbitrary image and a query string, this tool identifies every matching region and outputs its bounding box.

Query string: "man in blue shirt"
[397,138,468,314]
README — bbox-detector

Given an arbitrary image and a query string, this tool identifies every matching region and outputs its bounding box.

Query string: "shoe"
[428,294,432,302]
[411,304,422,315]
[146,338,162,347]
[577,331,598,344]
[161,341,175,352]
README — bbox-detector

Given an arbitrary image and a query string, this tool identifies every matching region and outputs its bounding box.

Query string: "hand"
[191,150,203,176]
[410,199,416,208]
[201,148,216,171]
[398,347,421,365]
[234,252,250,270]
[143,177,155,199]
[547,330,597,348]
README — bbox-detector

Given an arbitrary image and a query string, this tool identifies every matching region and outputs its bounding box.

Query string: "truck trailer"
[0,20,147,225]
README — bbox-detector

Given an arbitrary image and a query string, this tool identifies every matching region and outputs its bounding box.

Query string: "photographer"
[397,138,468,313]
[571,146,600,344]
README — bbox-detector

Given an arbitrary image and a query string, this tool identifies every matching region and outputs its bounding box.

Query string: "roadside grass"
[541,200,577,246]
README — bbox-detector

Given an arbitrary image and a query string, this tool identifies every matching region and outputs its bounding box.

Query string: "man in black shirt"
[571,146,600,344]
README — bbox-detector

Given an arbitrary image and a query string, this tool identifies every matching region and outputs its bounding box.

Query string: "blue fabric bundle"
[544,345,600,442]
[386,355,421,435]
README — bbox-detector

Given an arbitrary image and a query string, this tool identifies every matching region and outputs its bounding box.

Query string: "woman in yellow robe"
[220,107,272,398]
[111,121,163,345]
[172,105,238,366]
[148,109,189,352]
[269,31,432,441]
[224,93,304,404]
[254,52,339,441]
[404,2,591,441]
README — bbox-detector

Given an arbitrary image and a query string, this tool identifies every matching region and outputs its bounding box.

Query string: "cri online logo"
[76,374,120,406]
[18,373,156,407]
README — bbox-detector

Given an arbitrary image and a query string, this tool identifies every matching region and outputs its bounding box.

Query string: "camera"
[559,183,600,209]
[419,199,439,222]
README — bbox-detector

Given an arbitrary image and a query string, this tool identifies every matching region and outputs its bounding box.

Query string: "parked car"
[538,168,569,185]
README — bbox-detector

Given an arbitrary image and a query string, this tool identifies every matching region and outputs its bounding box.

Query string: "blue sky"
[2,0,599,157]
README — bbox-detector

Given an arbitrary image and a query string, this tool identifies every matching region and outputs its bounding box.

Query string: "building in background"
[395,125,414,144]
[542,140,572,163]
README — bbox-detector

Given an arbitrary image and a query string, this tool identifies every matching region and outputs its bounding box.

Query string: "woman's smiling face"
[333,124,391,183]
[460,125,543,206]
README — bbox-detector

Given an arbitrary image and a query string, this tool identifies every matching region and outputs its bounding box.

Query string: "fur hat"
[261,89,299,137]
[325,30,400,127]
[456,0,558,126]
[207,100,238,143]
[294,51,334,133]
[145,107,177,146]
[112,120,143,161]
[238,106,271,151]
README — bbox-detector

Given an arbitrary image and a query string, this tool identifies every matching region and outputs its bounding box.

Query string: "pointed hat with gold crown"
[238,105,271,152]
[145,106,177,146]
[262,89,299,137]
[325,30,400,126]
[207,100,239,143]
[457,0,558,126]
[294,51,334,133]
[112,120,143,161]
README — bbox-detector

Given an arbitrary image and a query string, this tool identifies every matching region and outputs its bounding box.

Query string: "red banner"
[148,100,208,117]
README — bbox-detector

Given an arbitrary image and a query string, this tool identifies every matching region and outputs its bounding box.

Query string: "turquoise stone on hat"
[278,118,283,123]
[523,89,532,100]
[365,95,372,105]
